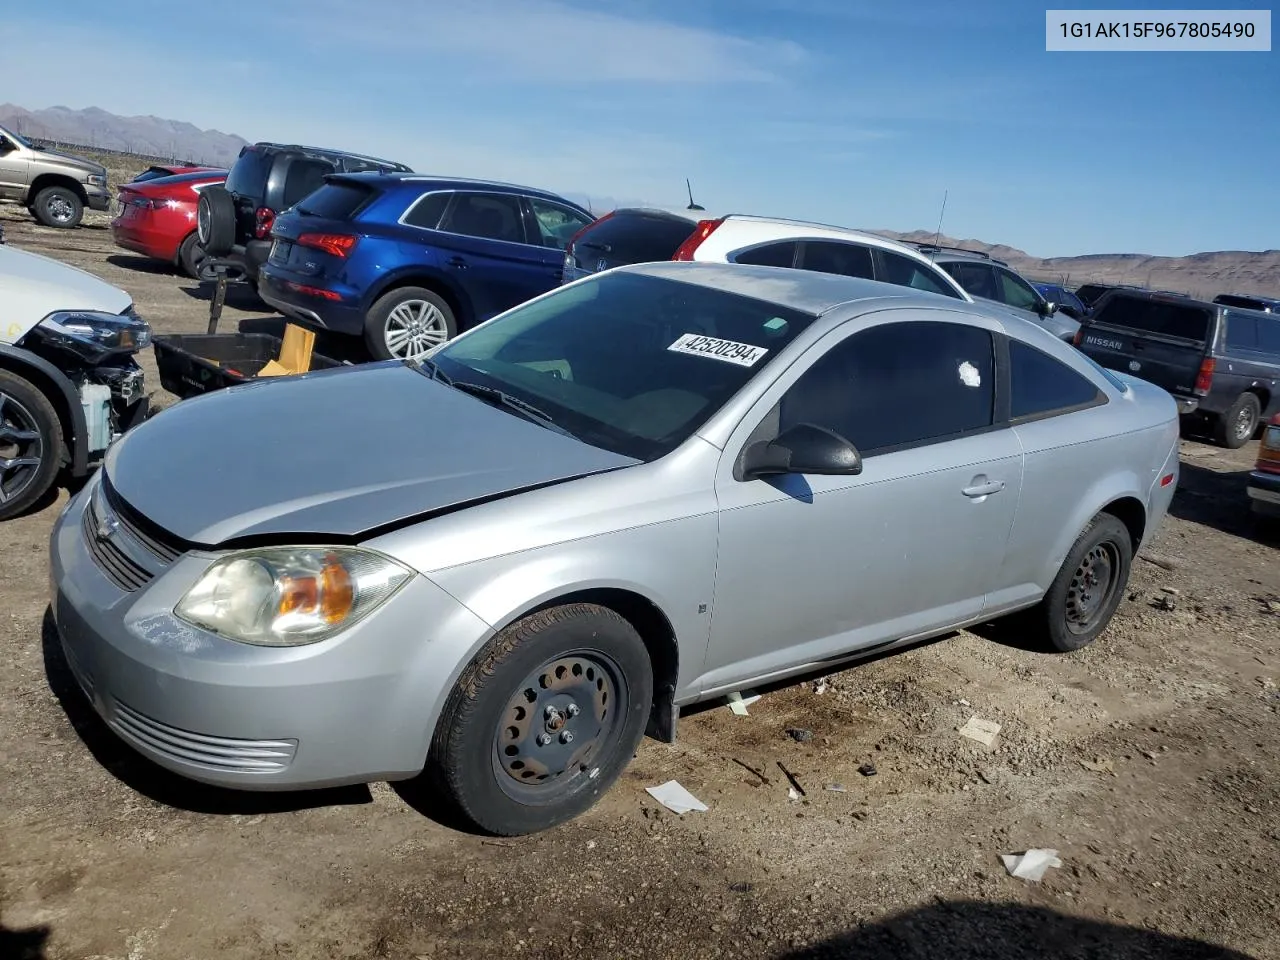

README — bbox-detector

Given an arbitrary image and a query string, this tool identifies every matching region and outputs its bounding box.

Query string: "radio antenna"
[929,189,948,261]
[686,178,705,212]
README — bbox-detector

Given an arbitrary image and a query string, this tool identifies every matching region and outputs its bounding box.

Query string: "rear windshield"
[1214,294,1268,311]
[1074,284,1110,305]
[224,147,273,199]
[1093,295,1213,342]
[295,180,378,220]
[572,212,697,264]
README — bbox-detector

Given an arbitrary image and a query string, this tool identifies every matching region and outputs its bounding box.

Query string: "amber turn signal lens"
[276,554,355,625]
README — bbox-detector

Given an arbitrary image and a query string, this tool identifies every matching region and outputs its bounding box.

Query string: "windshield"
[430,271,817,461]
[2,126,33,149]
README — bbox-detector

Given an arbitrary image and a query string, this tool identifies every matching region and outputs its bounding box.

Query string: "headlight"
[33,309,152,362]
[87,174,107,186]
[175,547,413,646]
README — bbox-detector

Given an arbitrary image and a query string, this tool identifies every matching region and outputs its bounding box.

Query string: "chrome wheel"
[493,651,625,804]
[197,201,210,244]
[47,196,76,224]
[1064,542,1120,635]
[383,299,450,360]
[1235,405,1257,442]
[0,392,44,507]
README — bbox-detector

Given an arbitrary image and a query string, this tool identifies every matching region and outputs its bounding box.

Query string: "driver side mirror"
[1040,299,1059,316]
[741,423,863,480]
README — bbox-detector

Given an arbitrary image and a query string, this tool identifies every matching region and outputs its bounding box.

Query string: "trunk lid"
[1076,293,1216,398]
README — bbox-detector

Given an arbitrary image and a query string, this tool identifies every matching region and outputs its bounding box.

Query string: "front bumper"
[1247,470,1280,517]
[86,186,112,212]
[49,476,491,790]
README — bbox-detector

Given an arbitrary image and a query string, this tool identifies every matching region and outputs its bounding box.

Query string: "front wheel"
[0,371,63,521]
[427,603,653,836]
[1213,393,1261,449]
[1028,513,1133,652]
[32,186,84,228]
[363,287,457,362]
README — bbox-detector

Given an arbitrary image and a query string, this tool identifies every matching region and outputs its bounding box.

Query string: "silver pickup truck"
[0,122,111,228]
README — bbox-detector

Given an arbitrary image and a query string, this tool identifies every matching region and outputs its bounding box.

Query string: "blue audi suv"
[258,175,595,360]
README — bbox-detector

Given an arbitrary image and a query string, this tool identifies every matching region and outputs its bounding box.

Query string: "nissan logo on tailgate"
[1084,335,1124,351]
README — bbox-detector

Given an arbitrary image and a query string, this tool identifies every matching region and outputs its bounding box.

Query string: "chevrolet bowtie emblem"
[95,511,119,542]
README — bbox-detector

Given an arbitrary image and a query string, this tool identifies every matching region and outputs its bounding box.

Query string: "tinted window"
[734,242,798,267]
[1225,312,1259,351]
[224,147,273,199]
[1215,294,1266,311]
[1074,284,1110,306]
[778,321,994,455]
[402,191,451,229]
[1093,295,1213,342]
[529,197,594,250]
[1009,339,1103,419]
[800,241,874,279]
[439,192,526,244]
[878,251,962,298]
[1256,317,1280,353]
[569,211,697,264]
[280,157,336,209]
[432,272,816,461]
[942,261,999,300]
[295,181,377,220]
[996,268,1042,311]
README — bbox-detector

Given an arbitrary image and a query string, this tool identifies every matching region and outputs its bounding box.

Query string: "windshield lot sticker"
[958,360,982,388]
[668,334,768,367]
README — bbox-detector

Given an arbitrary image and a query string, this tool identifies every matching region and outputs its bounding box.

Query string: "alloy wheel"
[0,392,45,507]
[48,196,75,224]
[383,299,450,360]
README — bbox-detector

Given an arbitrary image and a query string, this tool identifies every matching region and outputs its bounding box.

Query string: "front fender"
[0,344,89,475]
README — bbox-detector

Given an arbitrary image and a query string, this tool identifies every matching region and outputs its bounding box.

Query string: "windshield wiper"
[412,356,450,382]
[448,381,577,439]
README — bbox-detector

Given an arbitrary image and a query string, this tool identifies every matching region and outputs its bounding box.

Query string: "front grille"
[101,480,184,564]
[83,497,154,592]
[109,700,297,773]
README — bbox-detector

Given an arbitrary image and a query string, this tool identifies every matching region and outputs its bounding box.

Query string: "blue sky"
[3,0,1276,256]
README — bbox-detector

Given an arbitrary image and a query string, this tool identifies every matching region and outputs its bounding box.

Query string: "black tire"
[427,603,653,836]
[196,185,236,257]
[363,286,457,361]
[177,232,215,280]
[1027,513,1133,652]
[1213,393,1261,449]
[32,186,84,228]
[0,371,63,521]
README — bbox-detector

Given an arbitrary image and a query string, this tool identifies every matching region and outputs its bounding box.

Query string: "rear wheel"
[32,186,84,228]
[426,603,653,836]
[1027,513,1133,652]
[1213,393,1261,449]
[0,371,63,520]
[363,286,456,362]
[177,232,215,280]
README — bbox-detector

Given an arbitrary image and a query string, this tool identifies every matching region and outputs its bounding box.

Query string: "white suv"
[562,208,970,302]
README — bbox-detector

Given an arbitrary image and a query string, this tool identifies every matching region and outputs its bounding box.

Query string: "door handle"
[962,479,1005,498]
[446,256,467,269]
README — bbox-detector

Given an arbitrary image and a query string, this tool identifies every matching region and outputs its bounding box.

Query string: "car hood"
[0,245,132,343]
[103,362,640,544]
[30,147,107,178]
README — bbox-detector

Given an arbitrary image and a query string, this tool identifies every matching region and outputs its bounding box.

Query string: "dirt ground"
[2,204,1279,960]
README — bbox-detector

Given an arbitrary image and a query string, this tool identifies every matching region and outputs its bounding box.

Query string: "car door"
[993,266,1047,323]
[699,311,1024,693]
[434,191,553,321]
[524,196,595,290]
[0,134,30,201]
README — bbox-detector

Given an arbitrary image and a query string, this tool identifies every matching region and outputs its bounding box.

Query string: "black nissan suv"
[196,142,413,283]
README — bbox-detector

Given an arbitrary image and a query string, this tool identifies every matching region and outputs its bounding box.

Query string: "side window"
[877,250,962,298]
[1009,339,1104,420]
[943,262,999,300]
[777,321,994,456]
[280,157,336,210]
[1257,317,1280,354]
[438,192,526,244]
[528,197,593,250]
[1225,312,1259,351]
[996,268,1042,311]
[798,241,874,280]
[402,192,452,230]
[734,241,798,268]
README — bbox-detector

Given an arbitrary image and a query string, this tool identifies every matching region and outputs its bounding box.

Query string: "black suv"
[1075,289,1280,448]
[1214,293,1280,314]
[197,142,412,282]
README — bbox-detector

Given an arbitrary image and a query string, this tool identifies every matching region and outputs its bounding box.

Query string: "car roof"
[615,260,986,317]
[332,172,589,208]
[247,141,412,171]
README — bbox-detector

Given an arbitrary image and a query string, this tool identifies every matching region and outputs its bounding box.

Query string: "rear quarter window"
[572,212,697,264]
[1093,296,1213,342]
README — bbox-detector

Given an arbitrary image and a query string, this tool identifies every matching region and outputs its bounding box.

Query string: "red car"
[111,169,228,279]
[129,164,224,184]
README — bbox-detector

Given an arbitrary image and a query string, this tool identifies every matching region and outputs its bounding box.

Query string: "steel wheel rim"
[0,392,44,506]
[48,196,75,223]
[383,299,449,360]
[1064,542,1120,635]
[492,650,626,805]
[1236,405,1256,441]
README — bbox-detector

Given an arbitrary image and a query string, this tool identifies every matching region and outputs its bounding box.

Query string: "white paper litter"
[726,691,762,716]
[1001,849,1062,882]
[959,716,1002,747]
[645,780,708,814]
[787,787,801,801]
